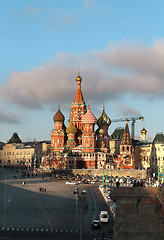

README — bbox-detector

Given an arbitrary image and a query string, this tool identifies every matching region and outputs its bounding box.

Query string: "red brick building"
[115,120,135,169]
[50,73,112,169]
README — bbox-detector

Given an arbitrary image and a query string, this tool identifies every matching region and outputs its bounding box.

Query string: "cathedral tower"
[69,73,87,131]
[81,105,97,153]
[118,120,134,168]
[51,106,66,152]
[141,128,147,142]
[97,105,111,152]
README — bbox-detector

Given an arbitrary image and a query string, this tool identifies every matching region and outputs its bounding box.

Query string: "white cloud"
[1,41,164,110]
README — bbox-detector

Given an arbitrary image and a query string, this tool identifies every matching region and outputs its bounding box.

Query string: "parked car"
[92,220,101,229]
[65,181,76,185]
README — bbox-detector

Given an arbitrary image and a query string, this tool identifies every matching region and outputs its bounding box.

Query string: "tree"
[67,149,72,156]
[63,146,68,153]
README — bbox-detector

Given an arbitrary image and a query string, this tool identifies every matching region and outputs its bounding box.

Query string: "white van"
[99,211,109,223]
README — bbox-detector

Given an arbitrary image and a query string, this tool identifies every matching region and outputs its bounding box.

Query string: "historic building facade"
[113,120,135,169]
[140,132,164,177]
[0,132,50,168]
[50,73,112,169]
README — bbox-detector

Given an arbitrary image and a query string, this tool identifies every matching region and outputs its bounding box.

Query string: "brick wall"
[110,187,164,240]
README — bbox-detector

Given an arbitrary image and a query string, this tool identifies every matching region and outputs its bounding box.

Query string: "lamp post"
[34,139,37,172]
[73,189,87,240]
[111,167,113,189]
[102,167,105,188]
[79,194,86,240]
[106,169,108,192]
[118,166,120,180]
[158,166,160,183]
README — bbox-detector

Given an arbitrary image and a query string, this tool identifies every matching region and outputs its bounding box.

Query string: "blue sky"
[0,0,164,142]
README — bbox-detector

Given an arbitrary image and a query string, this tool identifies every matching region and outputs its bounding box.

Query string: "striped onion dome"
[81,105,97,124]
[66,123,77,134]
[97,108,111,127]
[53,106,65,122]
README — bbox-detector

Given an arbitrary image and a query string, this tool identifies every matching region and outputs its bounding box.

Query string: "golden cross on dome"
[103,100,105,110]
[78,67,80,76]
[88,99,90,109]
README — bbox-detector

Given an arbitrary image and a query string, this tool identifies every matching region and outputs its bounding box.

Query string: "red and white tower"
[141,128,147,142]
[118,120,135,169]
[69,73,87,135]
[66,123,77,149]
[81,105,97,153]
[97,105,111,152]
[51,106,66,152]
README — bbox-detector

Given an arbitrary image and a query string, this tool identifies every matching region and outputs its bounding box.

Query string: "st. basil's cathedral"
[50,73,135,170]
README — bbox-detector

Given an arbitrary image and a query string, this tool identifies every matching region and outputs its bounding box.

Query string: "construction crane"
[111,116,144,140]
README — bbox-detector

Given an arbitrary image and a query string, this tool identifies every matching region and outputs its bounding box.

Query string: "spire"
[74,72,84,102]
[121,120,132,145]
[103,100,105,110]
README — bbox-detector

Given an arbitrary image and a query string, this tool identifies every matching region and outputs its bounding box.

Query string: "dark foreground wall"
[110,187,164,240]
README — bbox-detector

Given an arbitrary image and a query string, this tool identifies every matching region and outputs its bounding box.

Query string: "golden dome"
[76,73,82,81]
[141,127,147,134]
[66,123,77,134]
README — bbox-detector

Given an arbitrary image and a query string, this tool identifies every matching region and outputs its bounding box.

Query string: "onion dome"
[97,108,111,127]
[81,105,97,124]
[99,128,104,135]
[96,128,104,135]
[66,123,77,134]
[76,73,82,81]
[141,127,147,134]
[53,106,65,122]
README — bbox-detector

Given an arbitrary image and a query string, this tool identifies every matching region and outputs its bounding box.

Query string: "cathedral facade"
[50,73,113,169]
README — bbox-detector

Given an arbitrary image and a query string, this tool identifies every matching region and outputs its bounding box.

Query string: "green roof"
[8,132,22,144]
[111,128,124,140]
[153,133,164,143]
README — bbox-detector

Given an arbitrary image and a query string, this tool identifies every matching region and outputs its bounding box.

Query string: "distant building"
[110,127,124,156]
[139,132,164,177]
[0,132,51,168]
[115,120,135,169]
[8,132,22,144]
[0,143,34,168]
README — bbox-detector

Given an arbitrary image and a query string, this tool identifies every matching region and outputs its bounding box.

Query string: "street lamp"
[73,188,87,240]
[33,139,37,172]
[118,165,120,180]
[111,166,113,189]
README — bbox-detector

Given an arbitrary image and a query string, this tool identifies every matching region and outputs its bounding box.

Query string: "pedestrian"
[116,180,120,187]
[140,181,143,187]
[133,180,137,187]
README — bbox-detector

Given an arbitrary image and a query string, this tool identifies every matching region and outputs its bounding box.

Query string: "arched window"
[122,146,124,152]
